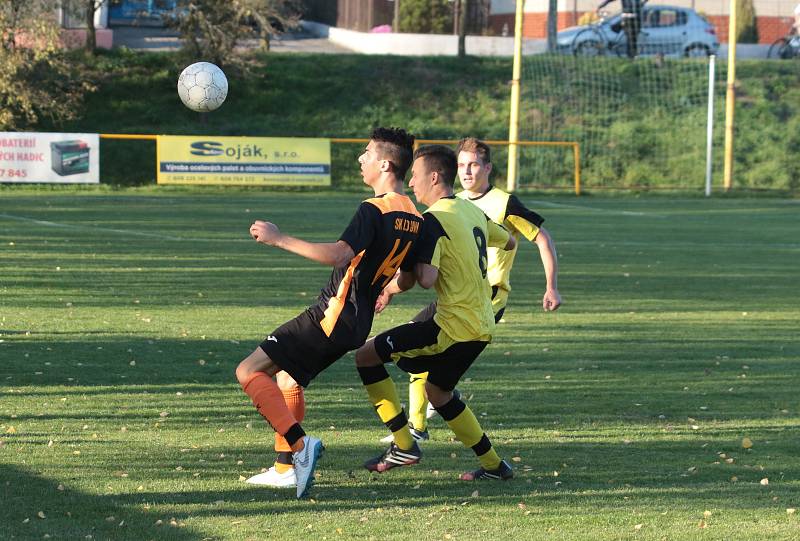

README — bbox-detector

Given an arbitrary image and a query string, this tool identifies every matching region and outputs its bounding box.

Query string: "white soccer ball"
[177,61,228,113]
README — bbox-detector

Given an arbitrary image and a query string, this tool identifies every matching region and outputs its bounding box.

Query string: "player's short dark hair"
[370,127,415,180]
[456,137,491,165]
[413,145,457,188]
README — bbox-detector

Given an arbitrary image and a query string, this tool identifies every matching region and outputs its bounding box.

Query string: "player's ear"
[379,159,393,173]
[485,162,493,175]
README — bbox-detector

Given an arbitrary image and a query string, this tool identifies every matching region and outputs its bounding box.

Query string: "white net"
[516,3,723,190]
[518,54,716,190]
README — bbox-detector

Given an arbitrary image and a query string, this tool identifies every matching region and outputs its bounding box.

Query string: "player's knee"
[276,370,298,389]
[234,361,252,385]
[425,381,451,408]
[355,339,379,367]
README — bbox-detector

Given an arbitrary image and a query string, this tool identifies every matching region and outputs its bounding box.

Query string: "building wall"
[489,0,797,42]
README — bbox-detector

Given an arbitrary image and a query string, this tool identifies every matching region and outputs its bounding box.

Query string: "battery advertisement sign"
[157,135,331,186]
[0,132,100,184]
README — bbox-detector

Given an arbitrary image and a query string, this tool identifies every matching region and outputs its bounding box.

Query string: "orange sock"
[275,386,305,454]
[241,372,305,452]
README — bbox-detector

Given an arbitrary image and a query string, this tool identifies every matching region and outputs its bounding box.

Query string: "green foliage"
[735,0,759,44]
[168,0,301,68]
[399,0,453,34]
[0,0,96,130]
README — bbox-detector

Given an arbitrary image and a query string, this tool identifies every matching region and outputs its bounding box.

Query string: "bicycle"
[572,11,634,57]
[767,32,800,59]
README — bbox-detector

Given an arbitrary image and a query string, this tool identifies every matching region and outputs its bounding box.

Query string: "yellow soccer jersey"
[412,196,511,342]
[457,185,544,299]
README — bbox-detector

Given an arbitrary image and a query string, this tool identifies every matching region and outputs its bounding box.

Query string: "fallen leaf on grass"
[760,478,769,486]
[787,508,796,515]
[471,490,479,498]
[37,511,46,519]
[698,520,707,529]
[703,510,712,518]
[634,524,643,530]
[742,437,753,449]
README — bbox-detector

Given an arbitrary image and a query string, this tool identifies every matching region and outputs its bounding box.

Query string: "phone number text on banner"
[157,135,331,186]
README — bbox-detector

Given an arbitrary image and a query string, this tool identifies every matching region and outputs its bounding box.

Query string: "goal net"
[517,53,719,191]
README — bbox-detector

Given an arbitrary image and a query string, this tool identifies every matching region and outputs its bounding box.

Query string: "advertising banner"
[157,135,331,186]
[0,132,100,184]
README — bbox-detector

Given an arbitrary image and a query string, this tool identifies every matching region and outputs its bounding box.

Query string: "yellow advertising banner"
[156,135,331,186]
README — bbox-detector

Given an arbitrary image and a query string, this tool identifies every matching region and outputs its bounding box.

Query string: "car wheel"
[767,37,791,59]
[684,44,710,57]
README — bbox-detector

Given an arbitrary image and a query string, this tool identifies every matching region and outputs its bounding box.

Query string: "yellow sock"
[408,373,428,431]
[441,400,502,471]
[274,462,293,474]
[365,377,415,450]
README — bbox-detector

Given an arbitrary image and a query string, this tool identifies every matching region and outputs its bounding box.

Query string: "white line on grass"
[0,212,187,241]
[522,200,660,217]
[559,240,800,249]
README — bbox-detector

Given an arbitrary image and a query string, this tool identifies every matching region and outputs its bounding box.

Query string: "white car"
[557,5,720,57]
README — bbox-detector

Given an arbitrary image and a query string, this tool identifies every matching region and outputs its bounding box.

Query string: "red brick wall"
[491,12,795,43]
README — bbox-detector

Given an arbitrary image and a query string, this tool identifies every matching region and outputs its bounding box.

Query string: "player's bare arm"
[414,262,438,289]
[375,270,417,314]
[533,227,561,311]
[250,220,355,267]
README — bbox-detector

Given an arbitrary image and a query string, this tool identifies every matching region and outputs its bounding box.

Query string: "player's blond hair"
[456,137,491,165]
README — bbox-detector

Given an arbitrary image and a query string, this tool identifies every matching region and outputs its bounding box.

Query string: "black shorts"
[373,317,487,392]
[259,309,350,388]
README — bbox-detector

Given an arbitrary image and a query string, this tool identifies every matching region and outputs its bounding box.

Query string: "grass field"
[1,189,798,540]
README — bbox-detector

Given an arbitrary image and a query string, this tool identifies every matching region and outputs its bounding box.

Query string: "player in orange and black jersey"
[234,127,423,498]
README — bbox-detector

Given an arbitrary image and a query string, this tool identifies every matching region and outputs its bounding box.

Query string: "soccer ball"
[177,62,228,113]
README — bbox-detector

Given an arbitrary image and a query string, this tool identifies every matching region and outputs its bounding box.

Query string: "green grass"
[1,190,799,540]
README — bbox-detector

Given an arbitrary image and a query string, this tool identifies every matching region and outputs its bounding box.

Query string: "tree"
[398,0,452,34]
[735,0,759,44]
[458,0,468,57]
[60,0,108,53]
[168,0,301,69]
[0,0,93,130]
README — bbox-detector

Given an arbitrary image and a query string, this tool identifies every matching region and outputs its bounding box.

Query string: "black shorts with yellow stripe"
[259,309,350,388]
[373,317,487,392]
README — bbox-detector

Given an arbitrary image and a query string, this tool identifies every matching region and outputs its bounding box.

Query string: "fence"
[98,134,581,194]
